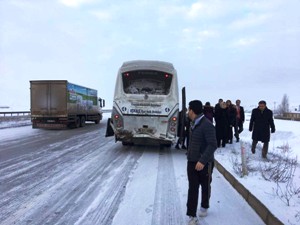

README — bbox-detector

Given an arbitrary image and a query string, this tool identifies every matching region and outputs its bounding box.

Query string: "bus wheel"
[160,143,171,149]
[122,141,133,146]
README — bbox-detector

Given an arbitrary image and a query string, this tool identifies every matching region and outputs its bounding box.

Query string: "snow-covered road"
[0,119,265,225]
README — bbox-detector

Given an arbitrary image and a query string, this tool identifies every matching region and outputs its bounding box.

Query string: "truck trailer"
[30,80,104,129]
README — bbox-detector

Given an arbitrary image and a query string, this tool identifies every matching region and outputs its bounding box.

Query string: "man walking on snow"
[249,100,276,158]
[186,100,217,225]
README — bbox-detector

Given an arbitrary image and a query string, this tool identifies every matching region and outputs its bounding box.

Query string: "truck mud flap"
[105,118,114,137]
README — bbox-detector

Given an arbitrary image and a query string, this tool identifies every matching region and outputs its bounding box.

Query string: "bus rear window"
[122,70,173,95]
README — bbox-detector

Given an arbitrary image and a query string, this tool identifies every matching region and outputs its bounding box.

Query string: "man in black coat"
[249,100,276,158]
[214,98,223,124]
[186,100,217,224]
[234,99,245,142]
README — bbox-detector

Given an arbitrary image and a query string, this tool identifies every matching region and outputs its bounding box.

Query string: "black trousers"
[236,119,244,134]
[234,119,244,139]
[227,126,233,143]
[251,140,269,156]
[186,161,214,217]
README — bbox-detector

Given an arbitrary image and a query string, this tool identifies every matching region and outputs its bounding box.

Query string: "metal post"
[241,141,248,177]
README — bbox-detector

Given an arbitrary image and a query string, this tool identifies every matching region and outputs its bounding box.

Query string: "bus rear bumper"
[115,131,175,146]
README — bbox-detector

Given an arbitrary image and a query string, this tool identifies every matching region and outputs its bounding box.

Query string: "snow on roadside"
[1,112,299,224]
[215,115,300,225]
[0,117,31,129]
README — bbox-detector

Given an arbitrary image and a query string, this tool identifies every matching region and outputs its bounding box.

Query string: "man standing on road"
[249,100,276,158]
[186,100,217,225]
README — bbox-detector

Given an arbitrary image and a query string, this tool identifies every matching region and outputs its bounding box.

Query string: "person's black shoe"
[236,138,239,142]
[182,145,187,149]
[175,144,180,149]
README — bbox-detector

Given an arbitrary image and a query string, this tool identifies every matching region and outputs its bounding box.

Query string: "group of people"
[183,99,276,225]
[176,98,246,149]
[213,99,245,148]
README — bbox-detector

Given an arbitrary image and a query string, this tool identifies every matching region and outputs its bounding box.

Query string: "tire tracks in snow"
[0,127,142,225]
[0,130,111,218]
[151,148,185,225]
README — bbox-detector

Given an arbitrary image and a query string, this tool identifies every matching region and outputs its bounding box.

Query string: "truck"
[30,80,105,129]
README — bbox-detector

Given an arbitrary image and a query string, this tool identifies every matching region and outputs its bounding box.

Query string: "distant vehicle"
[30,80,105,129]
[106,60,179,146]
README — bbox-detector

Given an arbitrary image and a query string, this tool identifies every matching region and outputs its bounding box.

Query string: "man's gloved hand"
[271,128,275,133]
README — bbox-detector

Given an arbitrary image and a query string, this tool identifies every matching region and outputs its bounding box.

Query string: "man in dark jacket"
[186,100,217,225]
[214,98,223,124]
[225,100,236,144]
[203,101,214,123]
[234,99,245,142]
[249,100,276,158]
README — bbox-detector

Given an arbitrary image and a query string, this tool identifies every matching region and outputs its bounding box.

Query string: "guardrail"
[0,111,31,117]
[275,112,300,121]
[102,109,112,113]
[0,110,112,117]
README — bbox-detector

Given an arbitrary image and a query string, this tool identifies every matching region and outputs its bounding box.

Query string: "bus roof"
[120,60,176,74]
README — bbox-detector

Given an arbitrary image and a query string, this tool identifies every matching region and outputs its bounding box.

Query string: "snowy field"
[215,113,300,225]
[0,113,299,224]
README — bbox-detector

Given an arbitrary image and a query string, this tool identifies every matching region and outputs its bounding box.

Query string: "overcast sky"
[0,0,299,110]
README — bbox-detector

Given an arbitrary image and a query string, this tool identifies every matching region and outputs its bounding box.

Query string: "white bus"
[106,60,179,146]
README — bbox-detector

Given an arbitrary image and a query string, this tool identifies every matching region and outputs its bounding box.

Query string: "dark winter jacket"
[214,103,221,123]
[215,108,229,140]
[227,105,236,126]
[249,107,275,142]
[187,115,217,165]
[236,106,245,122]
[203,106,214,123]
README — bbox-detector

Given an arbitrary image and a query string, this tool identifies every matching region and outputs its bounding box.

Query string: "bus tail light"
[112,108,124,129]
[168,114,178,135]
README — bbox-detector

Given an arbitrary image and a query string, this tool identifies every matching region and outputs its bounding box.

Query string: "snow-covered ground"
[0,116,31,129]
[215,113,300,225]
[0,113,299,225]
[0,114,263,225]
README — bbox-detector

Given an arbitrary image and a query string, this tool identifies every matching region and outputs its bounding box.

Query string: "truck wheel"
[75,117,80,128]
[80,116,86,127]
[95,115,100,124]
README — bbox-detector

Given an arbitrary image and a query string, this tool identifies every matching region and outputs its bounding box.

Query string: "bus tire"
[122,141,133,146]
[160,143,171,148]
